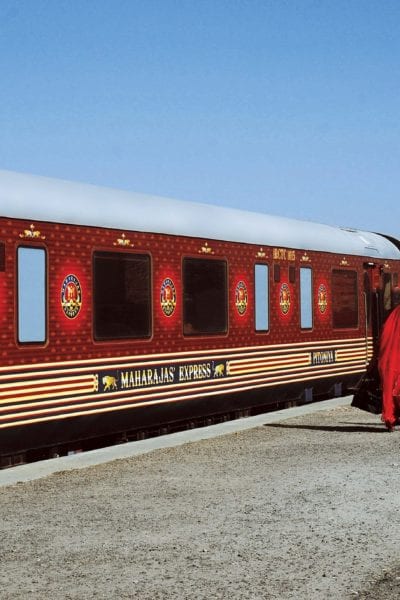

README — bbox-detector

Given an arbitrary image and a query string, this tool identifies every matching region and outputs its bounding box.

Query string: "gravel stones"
[1,404,400,599]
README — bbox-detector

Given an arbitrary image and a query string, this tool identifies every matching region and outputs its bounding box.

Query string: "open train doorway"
[364,263,400,354]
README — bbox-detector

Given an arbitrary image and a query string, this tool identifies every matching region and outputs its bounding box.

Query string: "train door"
[363,263,381,354]
[363,263,398,352]
[380,270,400,322]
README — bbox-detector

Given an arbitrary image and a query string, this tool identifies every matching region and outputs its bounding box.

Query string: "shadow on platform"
[264,422,387,433]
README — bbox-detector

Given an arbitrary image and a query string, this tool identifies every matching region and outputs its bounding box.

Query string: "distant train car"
[1,170,399,463]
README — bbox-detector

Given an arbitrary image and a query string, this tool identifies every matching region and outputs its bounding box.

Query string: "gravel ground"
[1,404,400,599]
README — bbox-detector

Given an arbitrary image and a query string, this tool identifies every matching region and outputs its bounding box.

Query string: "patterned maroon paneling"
[1,216,398,368]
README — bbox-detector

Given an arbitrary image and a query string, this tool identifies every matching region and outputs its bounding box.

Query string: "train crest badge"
[317,284,328,314]
[61,274,82,319]
[235,281,248,315]
[279,283,291,315]
[160,278,177,317]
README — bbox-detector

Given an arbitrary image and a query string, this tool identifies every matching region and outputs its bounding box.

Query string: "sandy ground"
[1,404,400,599]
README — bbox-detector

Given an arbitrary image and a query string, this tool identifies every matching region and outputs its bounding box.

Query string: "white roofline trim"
[0,169,399,260]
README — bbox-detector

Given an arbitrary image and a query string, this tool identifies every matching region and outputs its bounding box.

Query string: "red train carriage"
[1,170,399,462]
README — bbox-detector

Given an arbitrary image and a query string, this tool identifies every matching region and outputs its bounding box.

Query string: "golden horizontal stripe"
[0,364,365,430]
[0,385,96,409]
[229,360,312,375]
[0,377,96,404]
[0,375,95,396]
[336,349,367,356]
[0,361,365,422]
[0,337,373,376]
[224,362,367,385]
[336,352,367,360]
[228,354,311,367]
[337,352,366,363]
[0,345,368,384]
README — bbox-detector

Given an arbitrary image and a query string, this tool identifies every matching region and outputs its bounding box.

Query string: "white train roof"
[0,169,399,260]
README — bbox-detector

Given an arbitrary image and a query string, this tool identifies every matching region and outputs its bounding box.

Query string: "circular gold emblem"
[279,283,291,315]
[318,284,328,314]
[160,278,176,317]
[235,281,248,316]
[61,274,82,319]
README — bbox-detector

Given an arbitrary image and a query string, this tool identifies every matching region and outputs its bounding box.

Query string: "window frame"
[182,255,228,337]
[254,263,270,333]
[17,245,48,345]
[92,250,152,342]
[300,267,313,330]
[331,268,359,329]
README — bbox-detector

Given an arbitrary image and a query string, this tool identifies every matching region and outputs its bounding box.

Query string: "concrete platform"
[0,396,351,487]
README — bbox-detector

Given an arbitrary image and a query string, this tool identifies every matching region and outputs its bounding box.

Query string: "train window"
[289,266,296,284]
[93,251,151,340]
[332,269,358,329]
[393,273,400,307]
[273,264,281,283]
[255,264,269,331]
[300,268,313,329]
[183,257,227,335]
[17,247,47,343]
[383,272,392,319]
[363,272,372,327]
[0,243,4,271]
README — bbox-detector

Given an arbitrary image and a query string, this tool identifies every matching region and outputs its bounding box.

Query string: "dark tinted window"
[93,251,151,340]
[183,257,227,335]
[332,269,358,329]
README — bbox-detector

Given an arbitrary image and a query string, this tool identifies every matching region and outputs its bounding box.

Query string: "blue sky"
[1,0,399,237]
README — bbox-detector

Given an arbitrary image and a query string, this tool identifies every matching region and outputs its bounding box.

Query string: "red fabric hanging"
[378,304,400,428]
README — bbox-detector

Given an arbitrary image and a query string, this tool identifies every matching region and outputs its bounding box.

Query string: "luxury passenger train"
[0,170,399,463]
